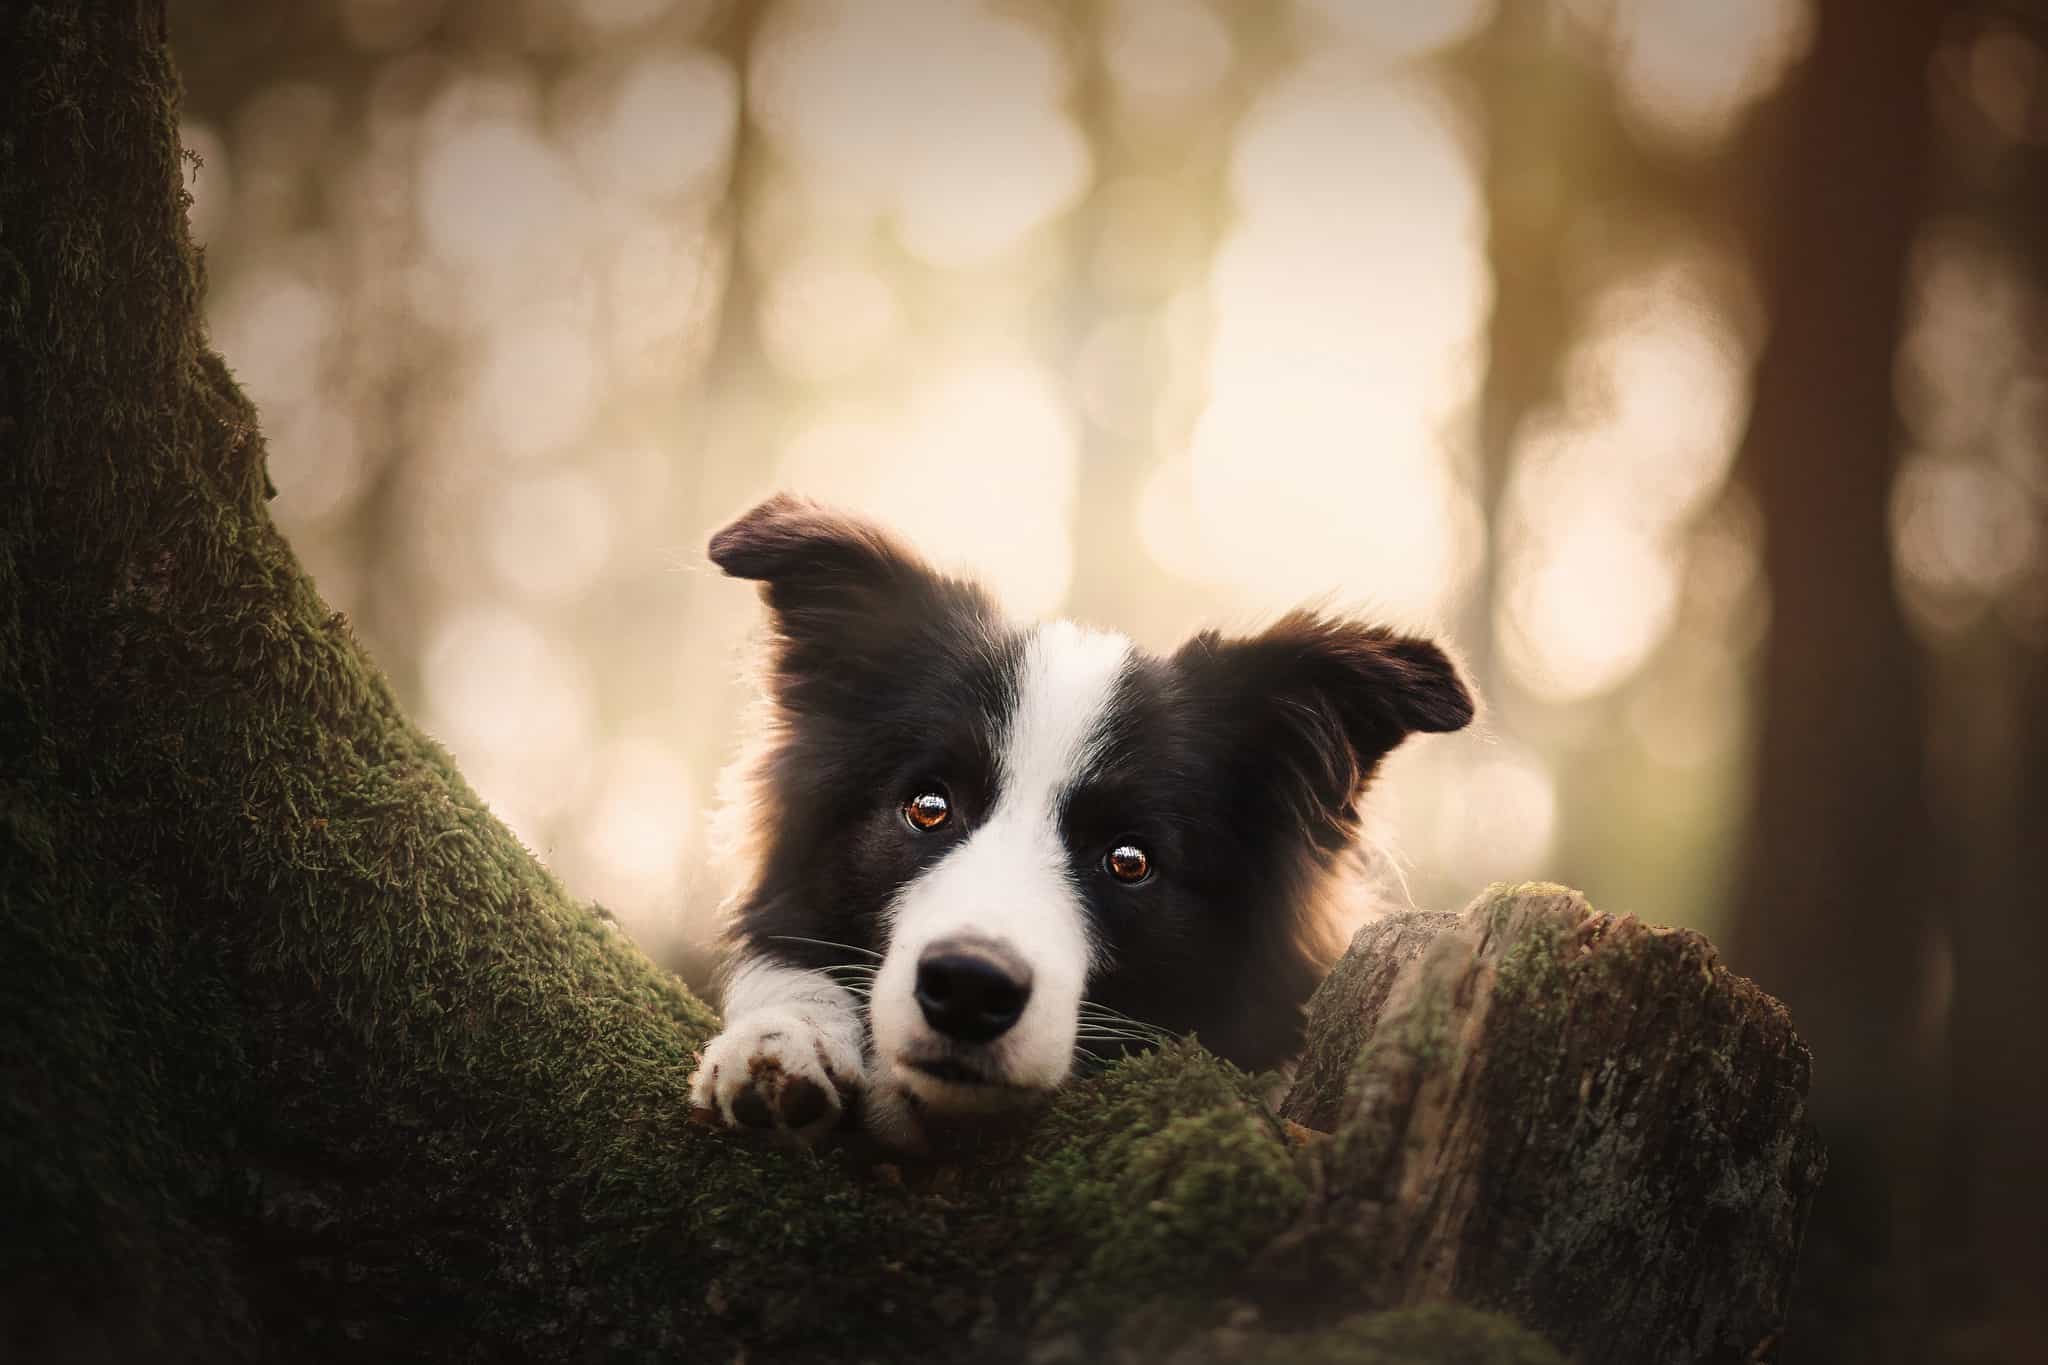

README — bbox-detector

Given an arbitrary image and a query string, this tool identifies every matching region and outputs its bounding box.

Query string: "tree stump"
[1283,885,1827,1364]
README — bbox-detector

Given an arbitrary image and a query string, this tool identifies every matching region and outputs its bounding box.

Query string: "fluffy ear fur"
[1263,610,1474,741]
[1172,610,1475,848]
[710,493,938,614]
[709,494,1002,704]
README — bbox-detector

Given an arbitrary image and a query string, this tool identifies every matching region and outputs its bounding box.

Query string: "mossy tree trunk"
[2,5,1817,1362]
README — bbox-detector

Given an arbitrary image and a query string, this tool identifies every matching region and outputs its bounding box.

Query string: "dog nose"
[914,941,1033,1043]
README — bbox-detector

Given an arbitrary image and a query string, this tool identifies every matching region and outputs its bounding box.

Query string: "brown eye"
[1105,844,1151,884]
[903,791,951,831]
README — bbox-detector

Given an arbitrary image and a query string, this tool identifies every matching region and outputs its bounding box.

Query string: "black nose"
[914,943,1032,1043]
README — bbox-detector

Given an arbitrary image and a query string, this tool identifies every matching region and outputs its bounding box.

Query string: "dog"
[687,494,1474,1148]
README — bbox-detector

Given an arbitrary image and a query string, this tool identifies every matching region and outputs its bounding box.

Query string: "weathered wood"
[1291,885,1826,1365]
[1282,910,1462,1132]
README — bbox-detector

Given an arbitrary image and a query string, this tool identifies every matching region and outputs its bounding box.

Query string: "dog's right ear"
[709,494,977,652]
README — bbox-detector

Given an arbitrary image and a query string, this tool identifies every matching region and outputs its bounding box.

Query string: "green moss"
[1472,882,1577,940]
[1022,1042,1308,1320]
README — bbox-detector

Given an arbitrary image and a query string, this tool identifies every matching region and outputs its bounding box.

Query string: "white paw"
[688,1010,864,1141]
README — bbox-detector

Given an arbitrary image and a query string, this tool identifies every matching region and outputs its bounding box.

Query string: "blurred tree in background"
[166,0,2046,1358]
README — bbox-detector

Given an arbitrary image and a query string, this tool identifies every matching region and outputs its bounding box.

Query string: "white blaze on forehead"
[996,619,1132,837]
[868,619,1133,1102]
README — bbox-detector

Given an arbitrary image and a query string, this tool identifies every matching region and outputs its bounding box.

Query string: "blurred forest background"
[167,0,2043,1360]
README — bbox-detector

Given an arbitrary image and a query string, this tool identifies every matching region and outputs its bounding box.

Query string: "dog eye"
[903,790,951,831]
[1104,844,1151,884]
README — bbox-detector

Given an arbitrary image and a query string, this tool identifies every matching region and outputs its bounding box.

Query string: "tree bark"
[1281,888,1825,1365]
[1,5,1817,1362]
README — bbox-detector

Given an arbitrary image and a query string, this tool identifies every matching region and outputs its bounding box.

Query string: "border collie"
[688,494,1473,1148]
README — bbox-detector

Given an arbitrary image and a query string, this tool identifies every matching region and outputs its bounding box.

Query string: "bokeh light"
[777,364,1082,616]
[1569,0,1815,148]
[1498,259,1753,701]
[184,0,1941,965]
[213,256,339,410]
[752,0,1088,269]
[1144,61,1490,625]
[563,49,737,204]
[421,606,597,843]
[1105,0,1236,110]
[568,734,698,949]
[1297,0,1494,61]
[758,256,903,383]
[1894,219,2047,639]
[418,92,584,273]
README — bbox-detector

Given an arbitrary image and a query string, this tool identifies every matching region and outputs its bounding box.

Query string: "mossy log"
[0,5,1818,1362]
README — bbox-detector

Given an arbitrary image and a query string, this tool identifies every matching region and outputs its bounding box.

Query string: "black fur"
[712,495,1474,1074]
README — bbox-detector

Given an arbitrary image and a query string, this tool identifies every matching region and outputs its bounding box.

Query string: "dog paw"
[688,1011,863,1141]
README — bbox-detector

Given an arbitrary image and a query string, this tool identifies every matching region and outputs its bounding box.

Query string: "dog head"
[709,494,1473,1121]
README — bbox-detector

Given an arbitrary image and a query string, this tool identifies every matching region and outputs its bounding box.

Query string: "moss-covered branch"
[1,5,1814,1362]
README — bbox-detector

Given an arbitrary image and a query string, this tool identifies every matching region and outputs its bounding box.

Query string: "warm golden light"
[489,472,615,603]
[213,258,337,410]
[759,257,904,383]
[1892,454,2040,628]
[418,90,582,273]
[1498,260,1752,701]
[563,49,737,204]
[191,0,1848,951]
[1580,0,1814,148]
[1894,222,2046,639]
[569,734,698,951]
[777,363,1081,617]
[421,606,597,844]
[1297,0,1494,60]
[1144,62,1489,624]
[468,322,602,462]
[752,0,1087,269]
[1105,0,1235,109]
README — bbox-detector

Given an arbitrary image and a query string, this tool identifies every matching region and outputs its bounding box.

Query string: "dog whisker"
[1071,1029,1167,1045]
[1075,1012,1174,1042]
[1080,1021,1173,1039]
[1076,1000,1161,1026]
[766,935,883,961]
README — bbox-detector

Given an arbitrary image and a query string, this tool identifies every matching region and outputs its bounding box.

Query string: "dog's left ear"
[1174,610,1474,839]
[1270,610,1475,742]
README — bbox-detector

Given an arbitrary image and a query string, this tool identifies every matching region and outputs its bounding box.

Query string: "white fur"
[689,957,865,1139]
[868,621,1131,1112]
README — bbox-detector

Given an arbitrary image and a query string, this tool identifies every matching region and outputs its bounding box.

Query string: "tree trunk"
[1723,0,1948,1358]
[1,5,1817,1362]
[1930,48,2048,1351]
